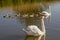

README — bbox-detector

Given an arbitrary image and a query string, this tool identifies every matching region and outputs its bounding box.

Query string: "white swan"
[22,25,44,36]
[22,12,50,35]
[22,13,50,40]
[22,6,51,40]
[22,13,51,40]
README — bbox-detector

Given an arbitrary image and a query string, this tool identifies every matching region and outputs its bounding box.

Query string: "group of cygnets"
[3,13,39,19]
[3,10,51,19]
[3,13,20,18]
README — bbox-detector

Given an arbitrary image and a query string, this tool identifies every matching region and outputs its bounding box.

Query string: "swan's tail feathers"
[22,28,28,33]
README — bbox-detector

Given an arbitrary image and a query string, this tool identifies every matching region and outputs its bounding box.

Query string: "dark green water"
[0,2,60,40]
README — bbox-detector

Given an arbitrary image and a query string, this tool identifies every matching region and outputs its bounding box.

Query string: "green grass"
[0,0,57,7]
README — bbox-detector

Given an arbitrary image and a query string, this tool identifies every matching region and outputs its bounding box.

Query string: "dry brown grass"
[12,3,43,14]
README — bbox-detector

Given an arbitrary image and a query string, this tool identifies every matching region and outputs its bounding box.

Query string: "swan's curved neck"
[40,16,46,33]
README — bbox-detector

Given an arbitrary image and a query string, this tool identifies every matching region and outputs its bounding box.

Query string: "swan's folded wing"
[32,26,44,35]
[22,28,35,35]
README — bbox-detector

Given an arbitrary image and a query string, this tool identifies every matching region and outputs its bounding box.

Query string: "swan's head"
[40,11,51,18]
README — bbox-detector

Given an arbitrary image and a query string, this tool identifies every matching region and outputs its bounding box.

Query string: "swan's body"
[23,25,44,36]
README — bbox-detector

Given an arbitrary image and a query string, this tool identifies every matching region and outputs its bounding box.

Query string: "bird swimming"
[22,5,51,40]
[22,25,44,36]
[3,14,12,18]
[22,11,51,35]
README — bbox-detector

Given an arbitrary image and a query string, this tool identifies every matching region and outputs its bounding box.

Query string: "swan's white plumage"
[22,25,44,36]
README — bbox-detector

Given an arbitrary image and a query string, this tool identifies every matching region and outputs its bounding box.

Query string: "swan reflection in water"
[25,34,46,40]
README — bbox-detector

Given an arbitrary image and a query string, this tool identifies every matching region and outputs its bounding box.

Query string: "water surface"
[0,2,60,40]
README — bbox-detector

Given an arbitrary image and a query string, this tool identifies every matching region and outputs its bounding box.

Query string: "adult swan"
[22,6,51,40]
